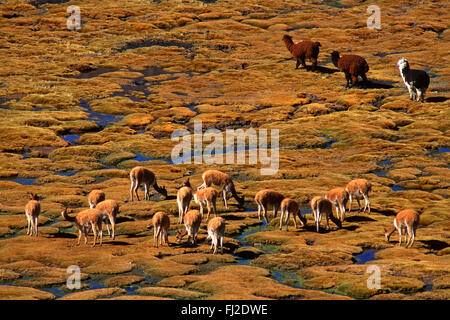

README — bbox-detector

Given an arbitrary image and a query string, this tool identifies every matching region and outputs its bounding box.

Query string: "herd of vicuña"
[25,167,421,251]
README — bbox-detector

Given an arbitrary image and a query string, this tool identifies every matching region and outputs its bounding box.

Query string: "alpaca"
[397,57,430,102]
[254,189,285,224]
[384,209,420,247]
[345,179,372,213]
[279,198,306,231]
[25,193,40,236]
[207,216,226,254]
[193,187,218,221]
[177,178,193,224]
[197,170,244,209]
[331,51,369,88]
[95,199,119,240]
[325,187,349,222]
[88,190,105,209]
[152,211,170,248]
[310,196,341,232]
[176,209,202,245]
[129,166,167,201]
[282,34,321,71]
[61,207,104,247]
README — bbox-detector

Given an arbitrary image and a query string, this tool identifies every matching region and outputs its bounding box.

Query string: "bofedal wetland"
[0,0,449,300]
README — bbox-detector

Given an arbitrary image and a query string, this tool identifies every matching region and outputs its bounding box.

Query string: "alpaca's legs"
[310,58,317,71]
[344,73,351,88]
[300,58,306,69]
[417,88,425,102]
[295,59,300,69]
[351,75,358,87]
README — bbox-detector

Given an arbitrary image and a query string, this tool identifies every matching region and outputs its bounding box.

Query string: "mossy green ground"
[0,0,448,299]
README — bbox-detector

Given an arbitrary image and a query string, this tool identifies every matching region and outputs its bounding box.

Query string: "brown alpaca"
[331,51,369,88]
[177,178,193,224]
[193,187,218,221]
[325,187,349,222]
[152,211,170,248]
[279,198,306,231]
[129,166,167,201]
[61,207,104,247]
[207,217,225,254]
[345,179,372,213]
[384,209,420,248]
[198,170,244,208]
[88,189,105,209]
[310,196,341,232]
[282,34,321,71]
[95,199,119,240]
[25,193,40,236]
[254,189,285,224]
[176,209,202,245]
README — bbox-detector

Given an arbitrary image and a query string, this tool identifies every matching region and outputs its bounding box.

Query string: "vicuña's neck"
[385,225,396,236]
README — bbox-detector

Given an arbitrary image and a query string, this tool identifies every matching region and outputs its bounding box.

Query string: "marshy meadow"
[0,0,449,300]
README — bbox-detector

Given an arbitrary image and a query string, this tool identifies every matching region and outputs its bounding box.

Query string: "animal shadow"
[420,239,448,251]
[341,225,359,231]
[345,215,376,222]
[309,65,339,74]
[364,79,396,89]
[426,96,449,103]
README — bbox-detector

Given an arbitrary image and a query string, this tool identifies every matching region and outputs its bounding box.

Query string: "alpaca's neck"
[331,56,340,68]
[399,64,410,76]
[283,39,294,53]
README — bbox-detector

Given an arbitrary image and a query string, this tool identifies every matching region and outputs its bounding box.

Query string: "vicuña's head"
[175,229,186,243]
[160,186,168,198]
[384,228,391,242]
[176,178,191,190]
[182,178,191,188]
[397,57,409,71]
[28,193,39,201]
[298,212,307,226]
[238,194,245,207]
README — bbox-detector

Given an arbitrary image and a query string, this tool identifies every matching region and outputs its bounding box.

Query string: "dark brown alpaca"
[331,51,369,88]
[282,34,321,71]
